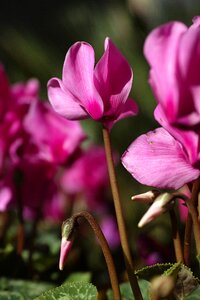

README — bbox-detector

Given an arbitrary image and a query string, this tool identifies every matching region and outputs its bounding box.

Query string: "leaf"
[135,263,173,281]
[65,272,91,283]
[196,253,200,263]
[185,285,200,299]
[34,282,97,300]
[0,278,54,299]
[171,265,199,299]
[0,291,24,300]
[107,280,151,300]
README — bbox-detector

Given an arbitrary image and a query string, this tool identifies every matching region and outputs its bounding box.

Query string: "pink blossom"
[144,17,200,128]
[0,66,86,220]
[22,101,86,165]
[48,38,138,129]
[122,128,200,189]
[61,145,109,210]
[122,17,200,190]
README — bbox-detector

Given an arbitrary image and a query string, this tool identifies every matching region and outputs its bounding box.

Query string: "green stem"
[102,127,143,300]
[169,209,184,263]
[74,211,121,300]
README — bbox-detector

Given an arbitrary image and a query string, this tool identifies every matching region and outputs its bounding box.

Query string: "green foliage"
[0,291,24,300]
[65,272,91,283]
[0,278,54,300]
[135,263,173,281]
[107,280,151,300]
[34,282,97,300]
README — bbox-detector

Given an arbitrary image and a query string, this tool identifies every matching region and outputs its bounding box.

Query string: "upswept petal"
[47,78,88,120]
[94,38,133,116]
[154,104,199,165]
[177,23,200,118]
[144,22,187,122]
[62,42,103,120]
[103,98,138,130]
[121,127,200,190]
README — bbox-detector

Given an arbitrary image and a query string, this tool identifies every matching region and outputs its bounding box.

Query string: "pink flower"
[48,38,138,129]
[122,17,200,190]
[144,17,200,128]
[22,101,86,165]
[61,145,110,210]
[122,128,200,189]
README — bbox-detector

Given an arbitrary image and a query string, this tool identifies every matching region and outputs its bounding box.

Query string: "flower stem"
[183,213,192,266]
[185,178,200,258]
[102,127,143,300]
[169,209,184,263]
[73,211,121,300]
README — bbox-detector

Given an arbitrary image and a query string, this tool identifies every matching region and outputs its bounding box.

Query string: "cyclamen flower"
[122,127,200,189]
[48,38,138,129]
[122,17,200,190]
[61,145,110,210]
[144,16,200,128]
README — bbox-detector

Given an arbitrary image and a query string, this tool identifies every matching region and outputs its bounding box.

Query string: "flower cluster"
[122,17,200,190]
[0,65,86,221]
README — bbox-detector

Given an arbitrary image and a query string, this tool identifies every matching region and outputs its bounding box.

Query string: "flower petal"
[94,38,133,117]
[103,98,138,130]
[121,127,200,189]
[154,104,199,165]
[48,78,88,120]
[144,22,187,122]
[62,42,103,120]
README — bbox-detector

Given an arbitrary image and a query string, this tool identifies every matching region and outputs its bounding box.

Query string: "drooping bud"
[138,192,175,228]
[59,217,76,271]
[131,190,160,203]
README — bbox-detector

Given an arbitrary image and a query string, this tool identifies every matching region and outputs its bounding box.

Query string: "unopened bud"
[138,192,175,227]
[131,190,160,203]
[59,217,76,271]
[151,276,175,299]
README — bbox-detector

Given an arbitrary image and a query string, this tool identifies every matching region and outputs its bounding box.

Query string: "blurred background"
[0,0,200,291]
[1,0,199,182]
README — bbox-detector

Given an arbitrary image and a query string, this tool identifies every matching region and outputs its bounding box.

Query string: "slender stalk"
[74,211,121,300]
[102,127,143,300]
[183,213,192,266]
[16,189,25,256]
[169,209,184,263]
[185,178,200,257]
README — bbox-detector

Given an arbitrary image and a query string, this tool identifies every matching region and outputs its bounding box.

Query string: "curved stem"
[73,211,121,300]
[102,127,143,300]
[169,209,184,263]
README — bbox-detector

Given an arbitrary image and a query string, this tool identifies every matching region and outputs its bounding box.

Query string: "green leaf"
[107,280,151,300]
[0,291,24,300]
[65,272,91,283]
[196,253,200,263]
[185,285,200,299]
[135,263,173,281]
[34,282,97,300]
[0,278,54,299]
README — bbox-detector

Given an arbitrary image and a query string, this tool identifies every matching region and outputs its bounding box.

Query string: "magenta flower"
[122,128,200,189]
[61,145,110,210]
[47,38,138,129]
[22,101,86,165]
[122,17,200,190]
[144,16,200,128]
